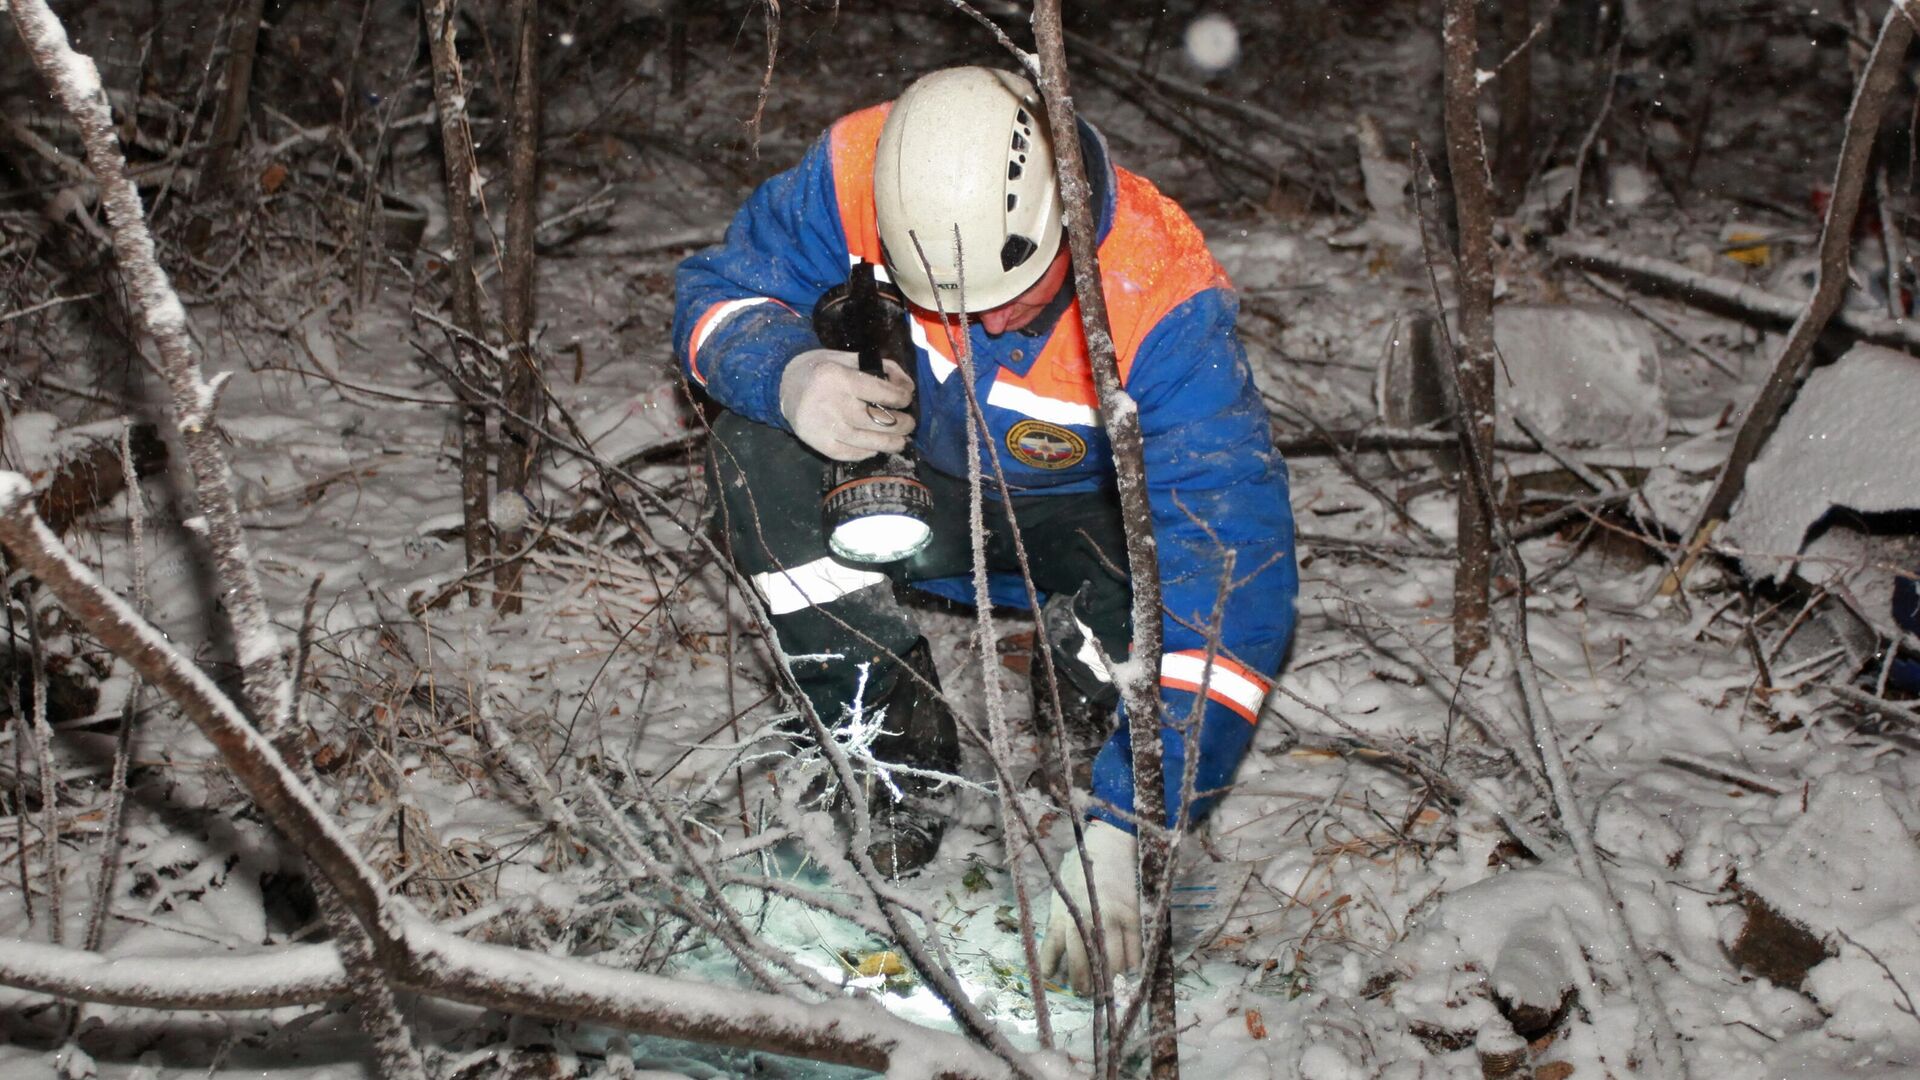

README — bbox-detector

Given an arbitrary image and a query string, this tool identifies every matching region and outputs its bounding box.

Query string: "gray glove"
[778,348,916,462]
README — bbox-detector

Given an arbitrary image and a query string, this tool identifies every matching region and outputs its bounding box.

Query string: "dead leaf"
[1244,1008,1267,1040]
[260,162,288,194]
[856,951,905,978]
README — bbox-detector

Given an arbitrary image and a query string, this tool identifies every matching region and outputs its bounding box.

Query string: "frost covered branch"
[0,937,352,1010]
[5,0,289,732]
[1028,4,1180,1074]
[1551,238,1920,353]
[4,5,429,1071]
[0,927,1024,1079]
[0,475,1034,1078]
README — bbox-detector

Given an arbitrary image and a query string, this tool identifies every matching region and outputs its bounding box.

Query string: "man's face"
[971,245,1071,336]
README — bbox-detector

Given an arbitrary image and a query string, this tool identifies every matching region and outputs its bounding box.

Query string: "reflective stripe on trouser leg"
[1159,650,1270,723]
[707,411,926,726]
[752,557,888,616]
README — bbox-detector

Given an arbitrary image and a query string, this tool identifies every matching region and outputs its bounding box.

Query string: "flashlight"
[812,264,934,564]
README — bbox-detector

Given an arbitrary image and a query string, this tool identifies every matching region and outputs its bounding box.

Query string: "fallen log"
[1271,425,1542,457]
[35,422,167,536]
[1549,238,1920,353]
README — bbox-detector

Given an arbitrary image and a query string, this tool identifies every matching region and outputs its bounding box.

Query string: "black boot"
[1028,587,1120,797]
[856,638,959,878]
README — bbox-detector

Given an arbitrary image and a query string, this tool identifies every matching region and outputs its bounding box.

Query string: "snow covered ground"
[3,3,1919,1078]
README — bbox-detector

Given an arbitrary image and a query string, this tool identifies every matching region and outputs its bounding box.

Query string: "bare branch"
[1028,4,1178,1073]
[421,0,495,601]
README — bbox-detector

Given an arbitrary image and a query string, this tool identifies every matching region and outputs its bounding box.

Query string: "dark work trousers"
[707,410,1133,770]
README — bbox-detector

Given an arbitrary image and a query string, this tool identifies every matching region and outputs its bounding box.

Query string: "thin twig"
[26,590,60,946]
[0,292,98,325]
[80,423,147,955]
[1566,31,1625,231]
[1830,683,1920,729]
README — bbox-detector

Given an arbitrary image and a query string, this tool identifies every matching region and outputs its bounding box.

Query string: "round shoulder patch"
[1005,419,1087,470]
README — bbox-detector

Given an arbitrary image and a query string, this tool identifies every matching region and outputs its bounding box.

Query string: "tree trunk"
[422,0,494,605]
[1669,2,1914,592]
[1492,0,1533,214]
[1028,6,1177,1076]
[495,0,543,613]
[202,0,269,188]
[1442,0,1497,665]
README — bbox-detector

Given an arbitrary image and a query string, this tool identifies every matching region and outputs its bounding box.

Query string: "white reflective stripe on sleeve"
[986,379,1102,427]
[909,317,957,383]
[690,297,777,363]
[752,557,889,616]
[1159,651,1269,723]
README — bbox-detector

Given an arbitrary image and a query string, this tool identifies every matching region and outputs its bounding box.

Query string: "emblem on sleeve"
[1006,419,1087,470]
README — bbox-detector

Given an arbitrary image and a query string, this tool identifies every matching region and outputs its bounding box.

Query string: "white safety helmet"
[874,67,1066,313]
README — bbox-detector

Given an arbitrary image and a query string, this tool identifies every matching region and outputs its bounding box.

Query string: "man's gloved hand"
[1038,819,1141,994]
[778,348,916,461]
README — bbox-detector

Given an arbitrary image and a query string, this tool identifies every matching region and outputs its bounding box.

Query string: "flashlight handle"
[851,263,887,379]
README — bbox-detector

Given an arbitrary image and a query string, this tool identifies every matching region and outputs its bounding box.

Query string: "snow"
[0,470,32,508]
[1327,115,1417,252]
[1723,345,1920,631]
[568,380,698,472]
[1491,305,1669,446]
[3,506,390,912]
[1741,773,1920,937]
[1734,773,1920,1045]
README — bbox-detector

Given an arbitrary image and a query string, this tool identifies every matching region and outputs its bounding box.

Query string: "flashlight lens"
[829,513,932,563]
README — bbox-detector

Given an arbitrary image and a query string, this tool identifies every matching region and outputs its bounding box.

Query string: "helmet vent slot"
[1007,194,1018,211]
[1001,234,1036,271]
[1008,161,1024,181]
[1012,132,1029,153]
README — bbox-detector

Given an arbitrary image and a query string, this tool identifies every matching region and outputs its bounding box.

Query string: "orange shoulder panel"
[828,104,891,265]
[1002,169,1228,406]
[1097,168,1232,383]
